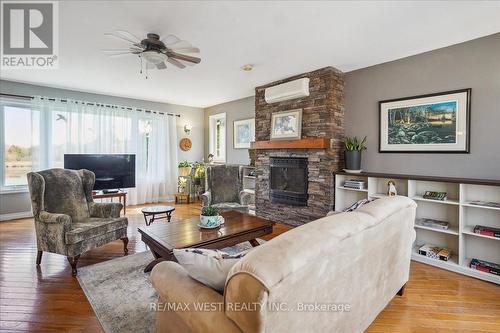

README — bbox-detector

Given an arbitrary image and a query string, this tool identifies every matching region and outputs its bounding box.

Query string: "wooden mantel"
[250,137,330,150]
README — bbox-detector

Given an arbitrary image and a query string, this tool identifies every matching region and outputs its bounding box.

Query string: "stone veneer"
[254,67,344,226]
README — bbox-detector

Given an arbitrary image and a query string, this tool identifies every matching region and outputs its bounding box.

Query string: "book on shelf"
[343,179,365,189]
[468,200,500,208]
[415,218,449,230]
[418,244,451,261]
[473,225,500,238]
[470,258,500,276]
[422,191,448,201]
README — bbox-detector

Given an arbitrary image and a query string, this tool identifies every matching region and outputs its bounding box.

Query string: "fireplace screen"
[270,157,308,206]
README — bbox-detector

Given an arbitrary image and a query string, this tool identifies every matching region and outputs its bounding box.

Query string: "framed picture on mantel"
[379,89,471,153]
[270,109,303,140]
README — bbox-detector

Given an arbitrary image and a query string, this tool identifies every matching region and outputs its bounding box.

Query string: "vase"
[345,150,362,170]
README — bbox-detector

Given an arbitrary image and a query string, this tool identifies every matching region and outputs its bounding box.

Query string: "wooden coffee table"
[138,210,274,272]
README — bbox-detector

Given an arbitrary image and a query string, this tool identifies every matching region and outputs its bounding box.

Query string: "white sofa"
[151,196,417,333]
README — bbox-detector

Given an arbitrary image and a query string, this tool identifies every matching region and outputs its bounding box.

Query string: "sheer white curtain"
[32,97,178,205]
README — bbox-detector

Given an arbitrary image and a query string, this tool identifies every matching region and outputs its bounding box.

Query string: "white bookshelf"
[242,166,256,215]
[335,172,500,284]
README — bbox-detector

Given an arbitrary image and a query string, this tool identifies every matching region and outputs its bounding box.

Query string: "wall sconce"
[184,124,192,135]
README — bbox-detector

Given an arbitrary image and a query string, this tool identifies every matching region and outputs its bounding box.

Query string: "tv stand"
[92,190,127,215]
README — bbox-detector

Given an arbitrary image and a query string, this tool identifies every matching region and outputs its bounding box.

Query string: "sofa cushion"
[212,202,247,212]
[65,217,128,244]
[173,248,249,292]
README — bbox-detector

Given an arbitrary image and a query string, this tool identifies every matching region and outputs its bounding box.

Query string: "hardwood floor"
[0,202,498,332]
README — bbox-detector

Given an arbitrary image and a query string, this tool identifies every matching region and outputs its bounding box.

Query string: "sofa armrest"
[151,261,240,333]
[89,202,123,218]
[39,211,71,224]
[201,191,211,207]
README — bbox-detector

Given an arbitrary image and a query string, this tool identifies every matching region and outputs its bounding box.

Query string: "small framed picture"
[270,109,302,140]
[233,118,255,149]
[379,89,471,153]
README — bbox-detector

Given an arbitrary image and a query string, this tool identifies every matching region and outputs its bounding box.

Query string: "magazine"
[415,218,449,230]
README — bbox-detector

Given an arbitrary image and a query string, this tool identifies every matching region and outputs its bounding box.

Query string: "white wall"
[0,80,204,217]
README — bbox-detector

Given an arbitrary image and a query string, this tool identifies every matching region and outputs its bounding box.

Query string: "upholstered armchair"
[201,164,251,213]
[27,168,129,276]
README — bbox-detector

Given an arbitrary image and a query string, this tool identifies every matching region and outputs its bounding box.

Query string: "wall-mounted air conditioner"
[264,78,310,104]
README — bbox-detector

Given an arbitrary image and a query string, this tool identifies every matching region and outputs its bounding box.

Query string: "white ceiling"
[2,1,500,108]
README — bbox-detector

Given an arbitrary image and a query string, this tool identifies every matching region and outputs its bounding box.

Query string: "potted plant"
[178,161,192,177]
[344,136,367,171]
[199,206,223,228]
[178,177,188,193]
[193,162,205,185]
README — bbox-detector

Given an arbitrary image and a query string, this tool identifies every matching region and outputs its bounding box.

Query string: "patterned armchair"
[27,168,129,276]
[201,164,252,213]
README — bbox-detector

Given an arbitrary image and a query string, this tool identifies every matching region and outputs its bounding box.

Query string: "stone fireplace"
[270,157,308,206]
[253,67,345,226]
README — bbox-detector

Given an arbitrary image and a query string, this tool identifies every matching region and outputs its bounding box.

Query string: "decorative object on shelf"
[473,225,500,238]
[423,191,447,201]
[379,88,471,153]
[207,153,214,164]
[183,124,192,135]
[178,160,192,176]
[178,177,188,193]
[179,138,192,151]
[415,218,449,230]
[387,180,397,196]
[199,206,224,229]
[344,136,367,171]
[270,109,302,140]
[418,244,451,261]
[233,118,255,149]
[470,258,500,276]
[175,192,190,204]
[343,179,365,190]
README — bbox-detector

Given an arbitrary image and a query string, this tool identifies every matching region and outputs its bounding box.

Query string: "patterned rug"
[77,241,259,333]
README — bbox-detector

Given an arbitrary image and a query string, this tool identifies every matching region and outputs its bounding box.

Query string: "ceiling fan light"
[142,50,167,64]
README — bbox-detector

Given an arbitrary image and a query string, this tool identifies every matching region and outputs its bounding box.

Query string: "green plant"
[178,177,188,189]
[344,136,367,151]
[201,206,219,216]
[194,162,205,179]
[178,160,192,168]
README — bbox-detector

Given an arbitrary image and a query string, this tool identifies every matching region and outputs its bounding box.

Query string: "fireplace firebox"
[270,157,308,206]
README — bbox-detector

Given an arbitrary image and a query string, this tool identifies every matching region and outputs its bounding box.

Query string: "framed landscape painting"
[270,109,302,140]
[379,89,471,153]
[233,118,255,149]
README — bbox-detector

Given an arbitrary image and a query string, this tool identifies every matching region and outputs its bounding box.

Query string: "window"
[208,113,226,163]
[0,99,40,189]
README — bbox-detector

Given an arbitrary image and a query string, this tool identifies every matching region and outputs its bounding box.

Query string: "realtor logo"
[1,1,59,68]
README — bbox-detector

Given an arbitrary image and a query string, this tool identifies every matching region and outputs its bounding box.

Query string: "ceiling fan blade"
[108,52,134,58]
[177,59,195,66]
[104,32,136,45]
[167,52,201,64]
[170,47,200,54]
[115,30,141,43]
[167,58,186,69]
[168,40,192,49]
[102,49,132,53]
[156,62,167,70]
[161,34,181,45]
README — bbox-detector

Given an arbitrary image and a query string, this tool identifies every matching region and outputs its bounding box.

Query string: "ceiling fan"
[103,30,201,72]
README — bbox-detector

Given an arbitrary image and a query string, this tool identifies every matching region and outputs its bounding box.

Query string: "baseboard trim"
[0,211,33,221]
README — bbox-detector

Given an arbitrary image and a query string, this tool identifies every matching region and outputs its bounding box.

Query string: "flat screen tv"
[64,154,136,190]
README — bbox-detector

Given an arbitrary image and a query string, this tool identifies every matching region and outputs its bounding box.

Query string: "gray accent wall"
[345,33,500,179]
[0,80,204,217]
[204,96,255,165]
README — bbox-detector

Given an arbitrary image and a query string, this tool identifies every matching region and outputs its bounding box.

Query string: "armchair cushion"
[65,217,127,244]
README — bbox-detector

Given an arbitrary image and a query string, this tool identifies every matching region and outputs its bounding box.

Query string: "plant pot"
[199,215,222,228]
[344,150,362,170]
[179,167,192,177]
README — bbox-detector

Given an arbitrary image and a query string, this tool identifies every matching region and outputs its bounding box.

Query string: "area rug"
[77,241,260,333]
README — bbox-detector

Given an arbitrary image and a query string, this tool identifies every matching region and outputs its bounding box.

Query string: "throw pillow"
[343,198,377,212]
[173,248,250,292]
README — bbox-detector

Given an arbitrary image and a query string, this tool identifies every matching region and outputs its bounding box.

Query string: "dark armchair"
[27,168,129,276]
[201,164,251,213]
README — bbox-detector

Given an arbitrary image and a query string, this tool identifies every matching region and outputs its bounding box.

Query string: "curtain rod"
[0,93,181,117]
